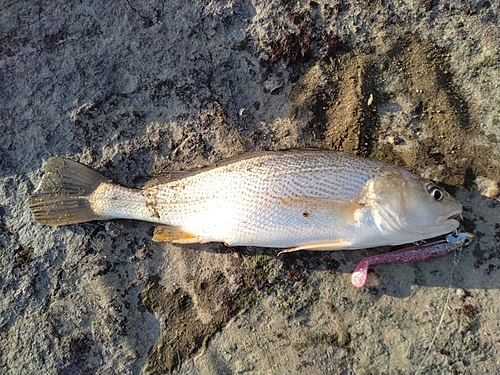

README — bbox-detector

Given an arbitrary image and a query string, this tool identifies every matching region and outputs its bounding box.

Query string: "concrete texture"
[1,1,499,374]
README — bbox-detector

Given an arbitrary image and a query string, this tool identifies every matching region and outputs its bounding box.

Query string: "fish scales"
[29,149,462,251]
[146,152,382,245]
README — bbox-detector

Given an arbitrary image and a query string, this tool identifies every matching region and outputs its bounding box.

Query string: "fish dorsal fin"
[279,196,364,227]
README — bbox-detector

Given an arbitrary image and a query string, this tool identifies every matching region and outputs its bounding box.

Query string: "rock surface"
[1,1,499,374]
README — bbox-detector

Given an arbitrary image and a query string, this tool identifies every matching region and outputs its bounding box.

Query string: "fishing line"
[415,246,463,375]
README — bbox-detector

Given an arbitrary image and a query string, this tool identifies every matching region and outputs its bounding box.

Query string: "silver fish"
[29,149,462,251]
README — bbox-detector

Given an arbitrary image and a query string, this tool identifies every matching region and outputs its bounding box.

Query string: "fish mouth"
[434,210,462,226]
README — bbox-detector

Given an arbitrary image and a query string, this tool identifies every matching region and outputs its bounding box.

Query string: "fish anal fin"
[279,239,351,254]
[153,226,201,244]
[280,196,363,226]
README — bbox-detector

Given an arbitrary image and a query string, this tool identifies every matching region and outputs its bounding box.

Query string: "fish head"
[363,173,462,240]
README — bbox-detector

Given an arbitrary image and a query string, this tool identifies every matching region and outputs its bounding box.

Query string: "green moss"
[14,245,34,270]
[293,331,351,351]
[370,143,407,168]
[244,254,274,284]
[492,116,499,128]
[487,133,498,143]
[0,247,10,269]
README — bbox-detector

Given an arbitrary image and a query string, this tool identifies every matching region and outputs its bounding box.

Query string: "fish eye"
[426,184,444,201]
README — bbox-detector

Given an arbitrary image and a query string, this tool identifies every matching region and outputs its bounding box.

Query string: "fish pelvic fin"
[153,225,201,244]
[278,239,351,254]
[29,157,111,226]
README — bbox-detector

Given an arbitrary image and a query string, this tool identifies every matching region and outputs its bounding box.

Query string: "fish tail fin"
[29,157,111,226]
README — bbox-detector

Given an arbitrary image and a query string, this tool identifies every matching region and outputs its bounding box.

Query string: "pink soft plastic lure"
[351,232,474,288]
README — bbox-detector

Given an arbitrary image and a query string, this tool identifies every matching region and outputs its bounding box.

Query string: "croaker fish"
[29,149,462,252]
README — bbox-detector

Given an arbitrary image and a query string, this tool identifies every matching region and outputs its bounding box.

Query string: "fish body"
[29,150,462,251]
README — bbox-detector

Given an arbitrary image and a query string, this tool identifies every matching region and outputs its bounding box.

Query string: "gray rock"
[1,1,499,374]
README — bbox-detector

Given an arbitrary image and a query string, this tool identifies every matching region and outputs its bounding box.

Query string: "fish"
[29,149,462,252]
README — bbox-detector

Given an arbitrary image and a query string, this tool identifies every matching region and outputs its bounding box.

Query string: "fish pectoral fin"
[278,239,351,254]
[152,226,201,244]
[279,196,363,226]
